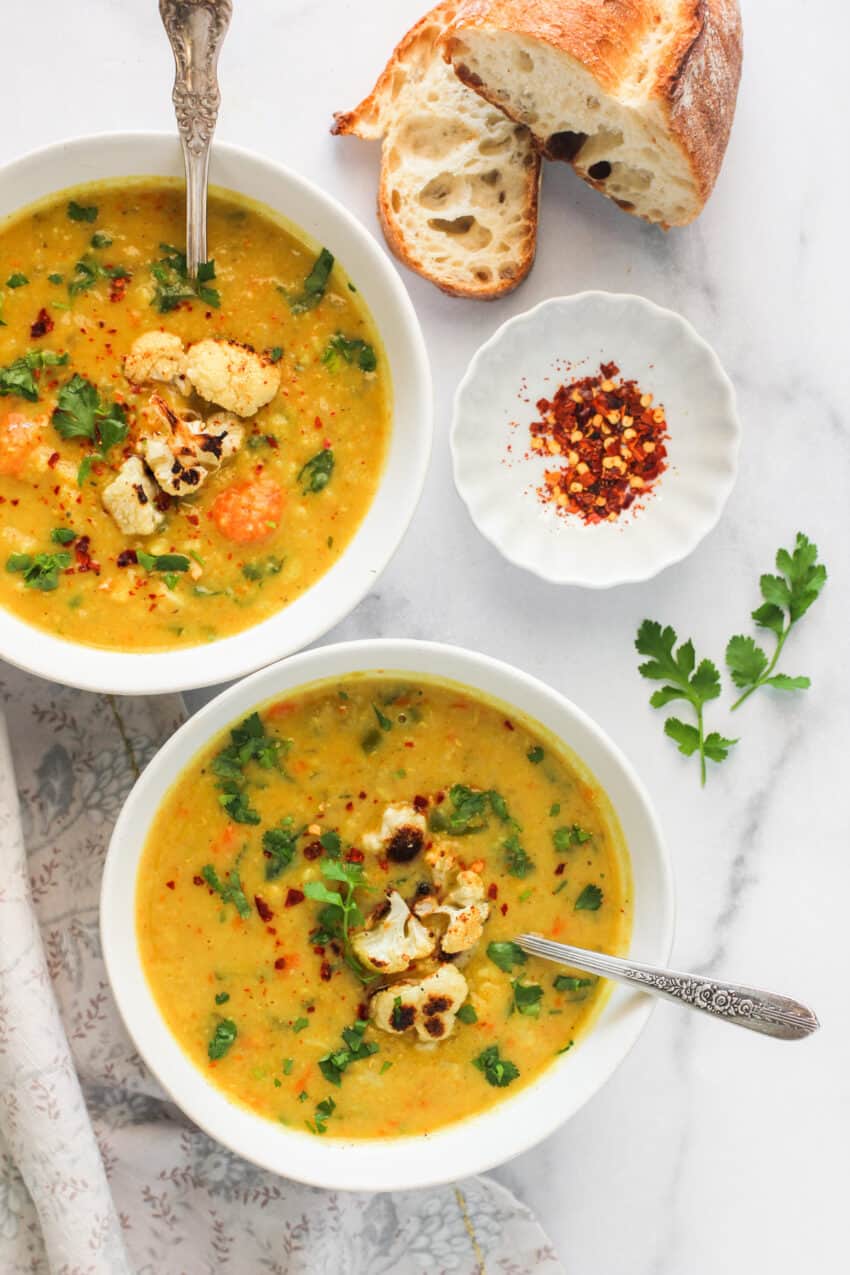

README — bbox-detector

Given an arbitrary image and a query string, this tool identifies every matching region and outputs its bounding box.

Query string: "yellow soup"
[137,675,632,1140]
[0,181,390,649]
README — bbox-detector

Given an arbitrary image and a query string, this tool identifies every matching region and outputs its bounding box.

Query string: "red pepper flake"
[109,273,130,303]
[500,903,508,916]
[47,452,60,470]
[285,888,305,908]
[320,961,332,982]
[302,840,323,861]
[345,847,365,863]
[529,361,668,524]
[487,882,498,900]
[266,926,277,935]
[254,895,274,922]
[313,945,326,956]
[345,801,354,812]
[413,794,429,813]
[74,535,100,574]
[165,880,175,890]
[503,719,515,731]
[555,862,566,876]
[377,857,389,873]
[116,548,137,568]
[357,1001,369,1020]
[274,957,287,970]
[358,791,367,800]
[30,308,54,339]
[435,791,446,805]
[192,874,204,886]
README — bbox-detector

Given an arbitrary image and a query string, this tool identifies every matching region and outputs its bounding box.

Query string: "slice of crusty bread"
[445,0,743,227]
[332,2,541,299]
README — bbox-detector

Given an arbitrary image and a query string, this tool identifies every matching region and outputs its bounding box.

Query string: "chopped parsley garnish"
[0,349,68,402]
[207,1018,237,1060]
[214,991,231,1005]
[51,373,128,483]
[292,1017,309,1033]
[429,785,512,836]
[304,859,375,981]
[456,1003,478,1024]
[473,1044,520,1088]
[136,551,190,574]
[50,527,76,545]
[268,345,283,363]
[504,832,534,878]
[321,332,377,373]
[553,975,595,999]
[242,555,284,582]
[510,978,543,1018]
[67,255,131,298]
[200,865,252,919]
[486,940,527,973]
[6,273,28,289]
[150,243,220,312]
[210,711,287,826]
[286,247,334,314]
[575,883,603,912]
[553,824,591,851]
[298,448,334,494]
[320,830,342,858]
[306,1095,336,1135]
[372,702,392,732]
[6,551,71,592]
[48,273,64,285]
[549,803,561,816]
[527,745,544,764]
[726,532,826,709]
[90,231,113,248]
[282,1058,294,1075]
[67,200,98,222]
[263,818,302,880]
[318,1020,378,1086]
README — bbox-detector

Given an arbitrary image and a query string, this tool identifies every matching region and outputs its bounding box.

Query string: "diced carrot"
[210,823,238,856]
[550,916,564,938]
[266,699,296,718]
[210,477,283,544]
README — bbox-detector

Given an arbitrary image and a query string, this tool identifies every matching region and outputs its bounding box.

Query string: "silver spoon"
[517,933,819,1041]
[159,0,232,279]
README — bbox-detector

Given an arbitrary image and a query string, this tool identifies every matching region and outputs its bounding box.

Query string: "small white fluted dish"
[451,293,741,588]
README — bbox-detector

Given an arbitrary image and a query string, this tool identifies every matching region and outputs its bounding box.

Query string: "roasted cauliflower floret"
[101,456,164,536]
[124,330,187,388]
[362,802,427,862]
[184,338,280,417]
[371,965,468,1042]
[138,397,244,497]
[350,890,435,974]
[415,866,490,955]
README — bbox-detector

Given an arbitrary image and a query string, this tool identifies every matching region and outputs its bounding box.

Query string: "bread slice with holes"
[332,2,541,299]
[445,0,742,227]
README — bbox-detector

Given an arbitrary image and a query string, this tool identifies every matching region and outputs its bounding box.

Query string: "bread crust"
[333,1,540,298]
[447,0,742,222]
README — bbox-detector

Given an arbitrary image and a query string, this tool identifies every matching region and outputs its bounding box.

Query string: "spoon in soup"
[159,0,233,279]
[516,933,819,1041]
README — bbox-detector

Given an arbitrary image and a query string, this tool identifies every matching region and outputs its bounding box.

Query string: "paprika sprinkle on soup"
[529,362,668,524]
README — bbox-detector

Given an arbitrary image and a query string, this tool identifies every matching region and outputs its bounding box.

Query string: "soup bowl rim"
[100,637,675,1192]
[0,130,432,694]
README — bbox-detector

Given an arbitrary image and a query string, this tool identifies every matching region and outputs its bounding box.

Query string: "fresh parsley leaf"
[50,527,76,545]
[292,1017,309,1033]
[298,448,334,494]
[504,832,534,878]
[473,1044,519,1088]
[263,819,301,879]
[372,702,392,731]
[242,555,284,583]
[553,975,595,1000]
[90,231,113,248]
[51,373,128,480]
[487,940,527,973]
[6,550,71,591]
[575,883,603,912]
[287,247,334,314]
[429,785,513,837]
[214,991,230,1005]
[552,824,590,851]
[48,273,64,285]
[318,1020,378,1086]
[527,745,544,764]
[0,349,69,402]
[268,345,283,363]
[456,1003,478,1024]
[67,200,98,222]
[726,533,826,710]
[150,243,220,312]
[136,551,190,574]
[6,272,28,289]
[211,712,286,826]
[201,865,252,918]
[304,860,374,982]
[320,830,342,858]
[510,978,543,1018]
[636,619,736,786]
[306,1095,336,1135]
[321,332,377,373]
[208,1018,237,1060]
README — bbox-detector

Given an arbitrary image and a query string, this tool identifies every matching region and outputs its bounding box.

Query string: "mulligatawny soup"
[0,180,390,649]
[137,675,632,1139]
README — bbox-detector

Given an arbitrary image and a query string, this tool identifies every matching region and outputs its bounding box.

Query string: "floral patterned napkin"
[0,661,563,1275]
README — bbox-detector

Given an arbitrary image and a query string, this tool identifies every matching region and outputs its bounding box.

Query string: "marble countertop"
[3,2,846,1271]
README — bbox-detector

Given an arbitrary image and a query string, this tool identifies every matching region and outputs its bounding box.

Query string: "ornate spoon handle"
[517,933,819,1041]
[159,0,232,278]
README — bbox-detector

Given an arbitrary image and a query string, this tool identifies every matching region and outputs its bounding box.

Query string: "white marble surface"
[4,1,848,1271]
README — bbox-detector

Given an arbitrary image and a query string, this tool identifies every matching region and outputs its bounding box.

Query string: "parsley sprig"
[150,243,219,312]
[303,860,375,981]
[210,712,287,825]
[201,865,252,919]
[473,1044,520,1088]
[321,332,377,373]
[636,620,737,786]
[51,374,128,483]
[285,247,334,314]
[0,349,68,402]
[726,533,826,710]
[318,1020,378,1086]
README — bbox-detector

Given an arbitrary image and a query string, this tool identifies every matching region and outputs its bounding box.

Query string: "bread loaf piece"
[333,2,541,298]
[445,0,742,226]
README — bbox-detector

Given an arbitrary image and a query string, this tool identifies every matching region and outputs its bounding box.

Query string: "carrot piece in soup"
[210,477,283,544]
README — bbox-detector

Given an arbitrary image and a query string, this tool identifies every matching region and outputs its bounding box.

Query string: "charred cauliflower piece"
[350,890,435,974]
[138,397,244,497]
[184,338,280,417]
[101,456,165,536]
[371,965,468,1042]
[124,330,188,389]
[415,866,489,955]
[362,802,427,863]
